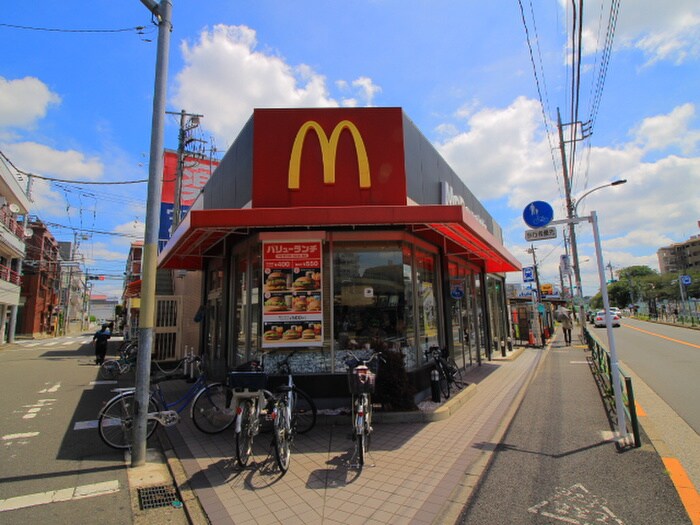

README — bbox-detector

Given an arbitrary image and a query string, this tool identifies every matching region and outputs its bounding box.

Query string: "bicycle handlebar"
[344,350,384,368]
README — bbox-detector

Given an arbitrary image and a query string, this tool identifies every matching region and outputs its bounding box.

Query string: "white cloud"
[0,76,60,128]
[437,96,554,203]
[632,103,700,154]
[171,24,340,146]
[440,98,700,294]
[578,0,700,65]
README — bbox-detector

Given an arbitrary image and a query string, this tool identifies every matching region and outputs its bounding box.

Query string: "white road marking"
[73,420,99,430]
[39,383,61,393]
[0,480,120,512]
[529,483,624,524]
[570,361,590,364]
[2,432,39,440]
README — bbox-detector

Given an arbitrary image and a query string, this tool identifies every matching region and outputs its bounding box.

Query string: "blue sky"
[1,1,698,299]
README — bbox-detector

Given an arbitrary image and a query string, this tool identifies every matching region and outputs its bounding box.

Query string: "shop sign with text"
[262,240,323,348]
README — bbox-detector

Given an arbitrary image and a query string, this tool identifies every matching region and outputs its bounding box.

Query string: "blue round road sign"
[523,201,554,228]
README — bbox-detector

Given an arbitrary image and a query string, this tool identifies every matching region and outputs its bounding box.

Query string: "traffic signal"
[88,275,105,280]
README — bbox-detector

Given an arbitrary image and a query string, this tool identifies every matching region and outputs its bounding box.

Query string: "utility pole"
[558,107,589,338]
[527,244,543,346]
[166,109,203,232]
[133,0,172,468]
[606,261,615,282]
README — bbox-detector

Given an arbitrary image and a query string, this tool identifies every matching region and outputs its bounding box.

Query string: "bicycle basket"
[347,367,376,394]
[227,371,267,391]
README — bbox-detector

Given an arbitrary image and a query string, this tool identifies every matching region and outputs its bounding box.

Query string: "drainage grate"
[137,484,181,510]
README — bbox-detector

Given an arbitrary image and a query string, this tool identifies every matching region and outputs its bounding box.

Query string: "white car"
[594,310,621,328]
[609,307,622,318]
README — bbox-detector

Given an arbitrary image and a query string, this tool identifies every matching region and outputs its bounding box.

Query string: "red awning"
[157,205,522,273]
[124,279,142,298]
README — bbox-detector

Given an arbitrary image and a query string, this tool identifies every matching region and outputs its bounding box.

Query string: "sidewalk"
[157,329,694,524]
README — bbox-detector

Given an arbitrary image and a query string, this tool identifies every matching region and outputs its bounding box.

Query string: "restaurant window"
[415,248,439,355]
[333,241,410,364]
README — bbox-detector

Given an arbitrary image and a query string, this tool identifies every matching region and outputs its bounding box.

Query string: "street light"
[573,179,627,216]
[568,179,627,334]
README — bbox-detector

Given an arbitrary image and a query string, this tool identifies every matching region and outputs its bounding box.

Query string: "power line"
[0,22,151,34]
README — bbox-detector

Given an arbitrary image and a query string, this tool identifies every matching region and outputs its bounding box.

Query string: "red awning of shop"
[157,205,522,273]
[124,279,142,298]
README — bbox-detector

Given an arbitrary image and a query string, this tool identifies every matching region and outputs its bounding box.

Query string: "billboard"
[159,150,218,248]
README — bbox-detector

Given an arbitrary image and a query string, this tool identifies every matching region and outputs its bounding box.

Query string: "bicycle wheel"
[191,383,235,434]
[436,360,451,399]
[448,358,465,389]
[291,387,317,434]
[272,398,291,473]
[356,395,369,466]
[235,398,256,467]
[99,360,121,380]
[98,392,158,449]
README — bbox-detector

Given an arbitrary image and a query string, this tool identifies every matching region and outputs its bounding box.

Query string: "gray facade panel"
[203,116,254,210]
[401,113,501,242]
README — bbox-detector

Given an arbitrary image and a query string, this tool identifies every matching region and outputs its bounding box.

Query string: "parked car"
[594,310,621,328]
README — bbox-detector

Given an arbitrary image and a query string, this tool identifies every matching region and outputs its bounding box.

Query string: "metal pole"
[590,211,628,443]
[132,0,172,467]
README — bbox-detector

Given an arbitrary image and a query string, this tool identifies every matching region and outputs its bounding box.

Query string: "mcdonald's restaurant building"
[158,107,521,405]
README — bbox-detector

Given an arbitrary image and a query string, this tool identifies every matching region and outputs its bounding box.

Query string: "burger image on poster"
[264,296,287,312]
[266,271,287,291]
[293,274,316,291]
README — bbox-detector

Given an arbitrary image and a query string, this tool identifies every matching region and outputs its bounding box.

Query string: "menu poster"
[262,241,323,347]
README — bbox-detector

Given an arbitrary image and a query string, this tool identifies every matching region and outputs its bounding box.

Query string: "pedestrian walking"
[561,311,573,345]
[93,323,111,365]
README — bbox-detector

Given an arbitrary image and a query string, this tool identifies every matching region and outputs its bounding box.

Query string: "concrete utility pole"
[166,109,203,232]
[557,108,585,335]
[132,0,172,468]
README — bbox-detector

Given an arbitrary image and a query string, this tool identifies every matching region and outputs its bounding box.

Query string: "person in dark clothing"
[93,323,111,365]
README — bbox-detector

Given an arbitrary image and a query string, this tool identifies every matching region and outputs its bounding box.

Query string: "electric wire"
[516,0,561,189]
[0,22,152,35]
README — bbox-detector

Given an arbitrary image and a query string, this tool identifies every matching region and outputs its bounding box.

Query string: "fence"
[584,329,642,448]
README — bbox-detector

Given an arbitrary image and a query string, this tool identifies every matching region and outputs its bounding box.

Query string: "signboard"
[450,281,465,299]
[523,201,554,228]
[523,267,535,283]
[252,108,407,208]
[262,241,323,347]
[525,226,557,241]
[681,275,692,286]
[559,254,571,275]
[158,151,218,248]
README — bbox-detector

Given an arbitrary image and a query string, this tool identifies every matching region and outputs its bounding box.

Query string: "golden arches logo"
[288,120,371,190]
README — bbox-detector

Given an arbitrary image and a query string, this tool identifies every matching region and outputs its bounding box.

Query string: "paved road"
[0,336,133,524]
[587,317,700,490]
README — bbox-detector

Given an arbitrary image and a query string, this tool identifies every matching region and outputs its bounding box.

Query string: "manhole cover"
[137,485,180,510]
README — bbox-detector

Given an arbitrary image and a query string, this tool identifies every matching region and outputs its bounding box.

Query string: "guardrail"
[584,329,641,448]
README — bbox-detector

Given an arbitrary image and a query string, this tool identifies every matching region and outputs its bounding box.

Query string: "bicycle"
[345,349,383,467]
[265,351,317,434]
[425,345,465,400]
[99,340,138,380]
[98,355,234,449]
[228,366,293,473]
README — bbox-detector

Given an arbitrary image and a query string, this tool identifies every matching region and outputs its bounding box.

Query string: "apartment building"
[0,155,31,343]
[657,234,700,274]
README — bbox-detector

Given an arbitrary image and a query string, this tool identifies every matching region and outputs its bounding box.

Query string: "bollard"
[500,340,506,357]
[507,337,513,352]
[430,369,441,402]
